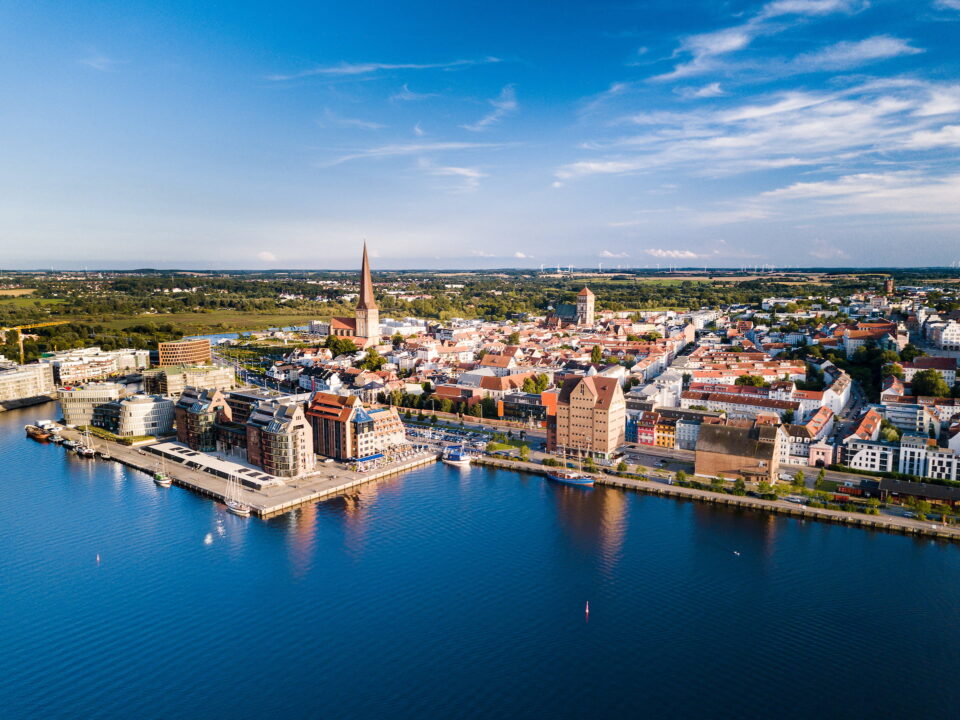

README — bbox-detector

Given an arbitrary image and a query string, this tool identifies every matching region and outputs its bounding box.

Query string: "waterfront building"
[58,382,124,427]
[143,364,235,397]
[245,398,315,477]
[694,422,783,483]
[0,363,55,407]
[305,391,407,461]
[93,394,174,437]
[157,338,212,367]
[548,375,625,460]
[175,387,231,451]
[39,347,150,384]
[330,243,380,349]
[900,357,957,387]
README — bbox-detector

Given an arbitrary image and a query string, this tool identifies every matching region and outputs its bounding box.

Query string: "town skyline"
[3,1,960,269]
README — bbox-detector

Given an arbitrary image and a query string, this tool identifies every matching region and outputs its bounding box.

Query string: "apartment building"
[0,363,55,406]
[143,365,235,397]
[93,394,174,437]
[157,338,212,367]
[245,399,315,477]
[58,382,124,426]
[548,375,625,460]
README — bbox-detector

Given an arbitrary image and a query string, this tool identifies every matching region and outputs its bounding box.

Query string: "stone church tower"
[354,242,379,347]
[576,287,595,326]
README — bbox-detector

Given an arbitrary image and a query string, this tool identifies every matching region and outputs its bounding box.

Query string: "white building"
[59,382,124,426]
[0,363,55,405]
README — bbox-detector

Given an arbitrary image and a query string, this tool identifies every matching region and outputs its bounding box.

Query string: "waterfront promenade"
[475,456,960,543]
[56,428,437,518]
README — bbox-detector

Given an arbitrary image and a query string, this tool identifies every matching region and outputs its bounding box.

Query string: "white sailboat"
[76,429,95,457]
[225,473,251,517]
[153,454,172,487]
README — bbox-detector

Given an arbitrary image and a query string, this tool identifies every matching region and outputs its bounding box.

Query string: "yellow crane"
[1,321,71,363]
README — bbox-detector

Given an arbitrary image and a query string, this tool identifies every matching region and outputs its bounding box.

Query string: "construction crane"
[1,321,71,363]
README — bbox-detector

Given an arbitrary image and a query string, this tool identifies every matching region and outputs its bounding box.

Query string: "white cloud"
[268,57,500,81]
[808,239,849,259]
[679,82,725,99]
[793,36,922,71]
[599,249,629,258]
[934,0,960,10]
[257,251,277,263]
[462,85,518,131]
[759,0,861,20]
[417,158,487,192]
[903,124,960,149]
[390,83,439,101]
[514,251,532,259]
[319,108,385,130]
[322,141,507,166]
[80,52,119,71]
[413,122,425,137]
[557,80,960,181]
[646,248,699,259]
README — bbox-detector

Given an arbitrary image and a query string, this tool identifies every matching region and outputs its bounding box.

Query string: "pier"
[57,428,438,518]
[474,456,960,543]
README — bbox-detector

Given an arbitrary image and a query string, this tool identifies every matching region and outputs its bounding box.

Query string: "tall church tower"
[577,287,595,326]
[354,242,379,347]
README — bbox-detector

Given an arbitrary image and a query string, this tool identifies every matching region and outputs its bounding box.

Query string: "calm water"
[2,403,959,719]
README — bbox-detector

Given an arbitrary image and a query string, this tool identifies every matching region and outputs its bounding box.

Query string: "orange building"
[157,338,212,367]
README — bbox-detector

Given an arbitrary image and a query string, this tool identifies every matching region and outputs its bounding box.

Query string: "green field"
[97,310,326,335]
[0,297,66,307]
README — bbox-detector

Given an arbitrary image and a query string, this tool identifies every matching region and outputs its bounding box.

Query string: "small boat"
[24,424,53,441]
[153,456,171,486]
[441,445,472,467]
[225,474,252,517]
[546,470,594,487]
[50,434,64,444]
[76,445,95,457]
[62,439,77,450]
[546,446,593,486]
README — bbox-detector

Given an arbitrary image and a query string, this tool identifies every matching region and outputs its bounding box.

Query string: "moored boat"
[24,424,53,441]
[441,445,472,467]
[545,470,594,487]
[153,455,171,486]
[225,474,252,517]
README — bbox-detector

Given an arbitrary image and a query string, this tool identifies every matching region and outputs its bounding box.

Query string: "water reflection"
[551,484,628,575]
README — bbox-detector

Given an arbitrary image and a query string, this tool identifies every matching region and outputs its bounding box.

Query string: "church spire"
[356,241,377,311]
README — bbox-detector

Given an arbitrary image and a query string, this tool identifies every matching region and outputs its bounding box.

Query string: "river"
[1,402,958,718]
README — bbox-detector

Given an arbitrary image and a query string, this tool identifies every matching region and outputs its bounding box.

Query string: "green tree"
[815,468,826,490]
[882,362,904,380]
[782,409,795,424]
[758,481,773,496]
[519,444,531,462]
[733,478,746,496]
[734,374,767,387]
[429,414,438,425]
[900,344,923,362]
[359,347,386,371]
[711,476,725,490]
[591,345,603,364]
[507,331,521,345]
[675,470,687,484]
[793,470,805,489]
[324,335,358,357]
[912,369,951,398]
[521,376,537,394]
[617,460,628,472]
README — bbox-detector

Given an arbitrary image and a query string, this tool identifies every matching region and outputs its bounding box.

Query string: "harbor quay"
[54,427,438,518]
[474,456,960,544]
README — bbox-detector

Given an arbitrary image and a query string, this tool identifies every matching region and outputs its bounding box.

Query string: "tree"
[882,362,904,380]
[782,409,795,424]
[675,470,687,484]
[584,455,597,472]
[735,374,767,387]
[421,381,433,394]
[429,414,438,425]
[359,347,386,371]
[522,376,537,394]
[591,345,603,364]
[900,343,923,362]
[912,369,951,398]
[390,332,404,346]
[324,335,358,357]
[815,468,826,490]
[617,460,628,472]
[711,476,725,490]
[519,444,531,461]
[507,331,521,345]
[733,478,746,496]
[758,481,772,496]
[793,470,805,489]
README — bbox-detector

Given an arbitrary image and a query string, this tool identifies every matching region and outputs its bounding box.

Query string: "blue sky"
[2,0,959,269]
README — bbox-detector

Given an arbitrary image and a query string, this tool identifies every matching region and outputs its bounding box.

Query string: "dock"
[474,457,960,543]
[56,428,438,518]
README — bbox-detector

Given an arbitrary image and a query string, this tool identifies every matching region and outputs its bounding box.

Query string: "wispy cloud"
[322,141,507,166]
[514,251,532,259]
[462,85,518,131]
[79,52,120,71]
[599,249,629,257]
[934,0,960,10]
[319,108,385,130]
[646,248,699,259]
[417,158,487,192]
[257,250,277,263]
[653,0,866,80]
[678,82,725,99]
[792,35,922,71]
[390,83,439,101]
[808,238,849,259]
[556,80,960,181]
[413,122,425,137]
[268,57,499,81]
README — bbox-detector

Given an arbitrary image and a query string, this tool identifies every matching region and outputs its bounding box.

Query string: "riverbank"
[475,456,960,543]
[53,427,438,518]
